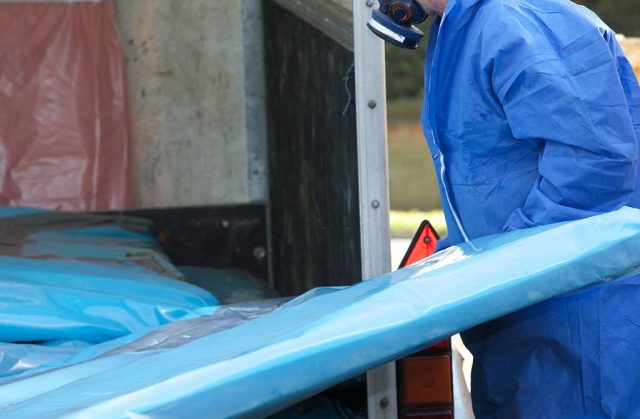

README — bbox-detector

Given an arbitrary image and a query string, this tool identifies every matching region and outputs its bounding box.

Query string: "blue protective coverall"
[421,0,640,417]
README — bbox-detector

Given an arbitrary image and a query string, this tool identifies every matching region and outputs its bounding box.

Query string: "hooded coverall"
[421,0,640,417]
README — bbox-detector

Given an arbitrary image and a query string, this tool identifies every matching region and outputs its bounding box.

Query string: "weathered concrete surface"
[116,0,259,207]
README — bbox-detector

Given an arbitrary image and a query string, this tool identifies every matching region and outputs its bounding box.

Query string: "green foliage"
[386,97,422,122]
[576,0,640,36]
[384,19,431,101]
[385,2,640,101]
[385,45,425,100]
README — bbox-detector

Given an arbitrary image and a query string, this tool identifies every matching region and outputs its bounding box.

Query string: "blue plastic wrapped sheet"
[1,207,639,418]
[0,301,286,386]
[0,208,218,344]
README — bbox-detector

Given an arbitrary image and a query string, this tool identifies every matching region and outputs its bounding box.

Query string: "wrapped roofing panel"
[0,207,218,344]
[1,207,639,417]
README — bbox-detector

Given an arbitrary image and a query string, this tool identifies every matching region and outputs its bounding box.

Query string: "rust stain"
[155,69,175,77]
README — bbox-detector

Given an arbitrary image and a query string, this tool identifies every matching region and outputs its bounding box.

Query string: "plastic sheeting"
[1,207,639,418]
[0,341,90,379]
[0,207,218,344]
[0,301,285,385]
[0,1,131,210]
[179,266,281,304]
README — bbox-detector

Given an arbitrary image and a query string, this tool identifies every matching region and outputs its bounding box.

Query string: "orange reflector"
[397,221,452,414]
[401,409,453,419]
[412,339,451,357]
[399,355,453,406]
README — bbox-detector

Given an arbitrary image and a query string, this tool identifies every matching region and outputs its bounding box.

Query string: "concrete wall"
[115,0,267,208]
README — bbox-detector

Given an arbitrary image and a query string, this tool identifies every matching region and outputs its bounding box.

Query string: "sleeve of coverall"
[494,29,638,231]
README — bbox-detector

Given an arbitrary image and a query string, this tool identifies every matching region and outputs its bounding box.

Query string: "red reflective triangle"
[399,220,440,269]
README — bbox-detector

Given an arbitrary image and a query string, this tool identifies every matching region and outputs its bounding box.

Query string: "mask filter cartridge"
[367,0,428,49]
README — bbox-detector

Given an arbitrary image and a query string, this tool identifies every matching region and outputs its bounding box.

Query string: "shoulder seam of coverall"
[495,31,610,109]
[494,54,557,100]
[489,12,604,99]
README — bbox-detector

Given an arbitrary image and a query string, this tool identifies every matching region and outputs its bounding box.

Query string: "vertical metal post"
[352,1,398,418]
[242,0,269,204]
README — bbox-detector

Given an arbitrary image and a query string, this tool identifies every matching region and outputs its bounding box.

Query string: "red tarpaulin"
[0,1,131,210]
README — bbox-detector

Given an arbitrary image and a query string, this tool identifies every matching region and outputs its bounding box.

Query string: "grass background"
[387,99,444,237]
[390,209,447,238]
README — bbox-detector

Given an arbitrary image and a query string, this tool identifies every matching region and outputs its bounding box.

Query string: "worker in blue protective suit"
[371,0,640,417]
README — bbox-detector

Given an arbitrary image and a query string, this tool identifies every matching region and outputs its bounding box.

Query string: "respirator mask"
[367,0,428,49]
